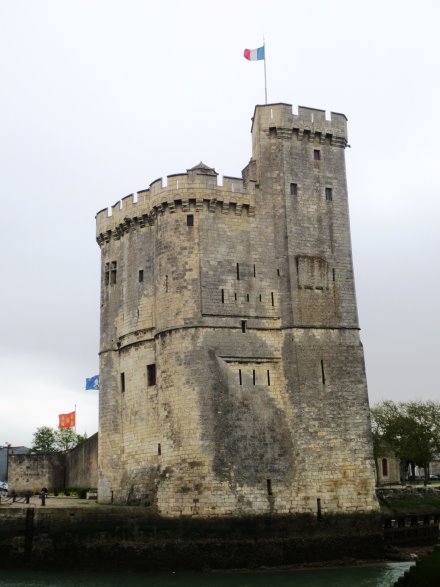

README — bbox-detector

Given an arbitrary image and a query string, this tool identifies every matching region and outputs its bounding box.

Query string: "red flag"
[58,411,76,429]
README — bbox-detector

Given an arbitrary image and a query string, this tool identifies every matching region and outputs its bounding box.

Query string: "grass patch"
[398,546,440,585]
[378,488,440,515]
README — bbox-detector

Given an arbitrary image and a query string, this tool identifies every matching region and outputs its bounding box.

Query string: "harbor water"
[0,562,413,587]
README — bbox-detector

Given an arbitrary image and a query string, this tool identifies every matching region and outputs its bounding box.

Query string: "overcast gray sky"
[1,0,439,447]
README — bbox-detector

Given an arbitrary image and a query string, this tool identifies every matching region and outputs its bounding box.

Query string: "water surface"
[0,562,413,587]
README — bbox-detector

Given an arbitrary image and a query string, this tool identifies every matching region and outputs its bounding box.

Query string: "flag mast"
[263,37,267,104]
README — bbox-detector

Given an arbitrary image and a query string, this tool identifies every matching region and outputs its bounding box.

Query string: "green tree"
[31,427,87,453]
[31,426,56,453]
[54,428,80,452]
[371,401,440,485]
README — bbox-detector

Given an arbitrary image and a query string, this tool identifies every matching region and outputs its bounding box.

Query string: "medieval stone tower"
[96,103,378,516]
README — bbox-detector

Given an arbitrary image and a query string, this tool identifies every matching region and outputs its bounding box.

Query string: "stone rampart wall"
[8,434,98,494]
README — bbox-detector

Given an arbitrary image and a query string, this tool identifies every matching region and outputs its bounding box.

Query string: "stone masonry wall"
[96,103,378,516]
[8,435,98,495]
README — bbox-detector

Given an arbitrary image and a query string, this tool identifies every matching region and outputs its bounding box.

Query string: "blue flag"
[85,375,99,390]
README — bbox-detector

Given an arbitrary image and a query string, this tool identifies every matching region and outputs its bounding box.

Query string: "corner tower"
[96,103,378,516]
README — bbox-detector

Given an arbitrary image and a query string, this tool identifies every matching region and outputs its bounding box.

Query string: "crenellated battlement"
[251,103,347,145]
[96,169,256,244]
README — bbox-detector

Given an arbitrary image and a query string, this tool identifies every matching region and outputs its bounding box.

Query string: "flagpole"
[263,38,267,104]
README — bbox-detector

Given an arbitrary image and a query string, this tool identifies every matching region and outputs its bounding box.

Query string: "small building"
[0,445,29,483]
[376,453,401,485]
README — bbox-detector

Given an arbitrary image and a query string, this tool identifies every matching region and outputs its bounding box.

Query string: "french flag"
[244,46,265,61]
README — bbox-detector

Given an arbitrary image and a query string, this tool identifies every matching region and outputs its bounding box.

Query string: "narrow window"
[120,372,125,393]
[259,294,262,302]
[317,498,322,520]
[221,289,224,303]
[187,214,194,227]
[320,360,326,385]
[236,263,240,280]
[241,320,247,333]
[314,149,321,161]
[267,479,273,496]
[252,369,256,385]
[147,364,156,386]
[246,293,249,302]
[111,261,117,284]
[253,264,256,277]
[238,369,242,386]
[165,275,168,292]
[269,127,277,138]
[138,270,144,282]
[332,268,336,282]
[382,458,388,477]
[290,183,298,196]
[267,369,271,386]
[271,292,274,306]
[234,292,237,301]
[325,187,333,201]
[158,443,161,456]
[105,262,110,285]
[277,268,280,276]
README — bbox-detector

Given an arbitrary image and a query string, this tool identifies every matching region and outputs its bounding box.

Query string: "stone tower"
[95,103,378,516]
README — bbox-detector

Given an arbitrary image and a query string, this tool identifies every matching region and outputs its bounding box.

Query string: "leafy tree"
[76,432,88,445]
[31,426,56,453]
[371,401,440,485]
[31,427,87,453]
[54,428,80,452]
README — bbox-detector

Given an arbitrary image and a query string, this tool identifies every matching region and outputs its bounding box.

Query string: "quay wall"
[0,509,384,571]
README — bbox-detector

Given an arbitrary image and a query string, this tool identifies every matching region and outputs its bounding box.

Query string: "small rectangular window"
[246,293,249,302]
[321,360,326,385]
[221,288,224,303]
[253,264,256,277]
[138,270,144,282]
[317,498,322,519]
[158,443,161,456]
[332,268,336,282]
[267,369,271,386]
[236,263,240,280]
[234,292,237,301]
[271,292,274,306]
[325,187,333,201]
[238,369,242,386]
[314,149,321,161]
[120,372,125,393]
[105,262,110,286]
[252,369,256,385]
[290,183,298,196]
[267,479,273,496]
[259,294,262,302]
[241,320,247,333]
[187,214,194,227]
[147,364,156,386]
[111,261,117,284]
